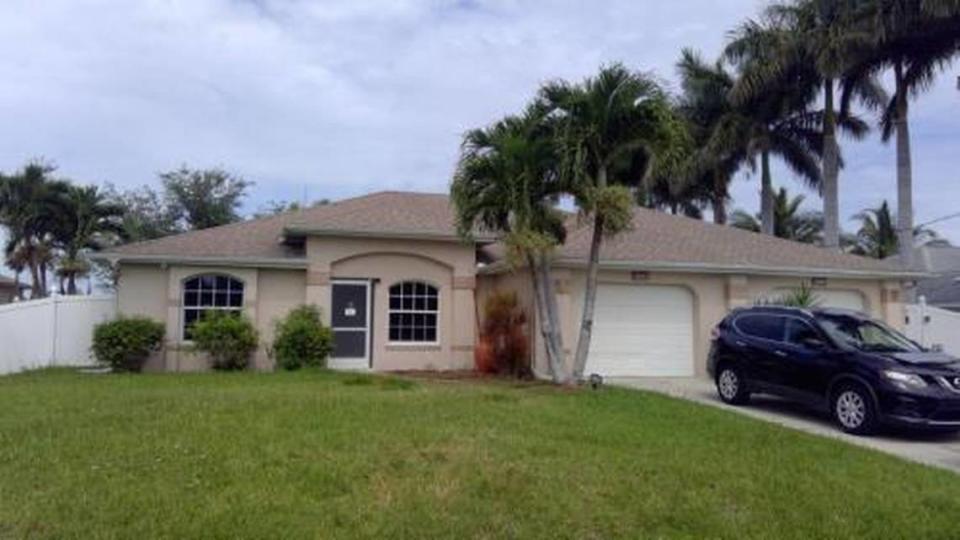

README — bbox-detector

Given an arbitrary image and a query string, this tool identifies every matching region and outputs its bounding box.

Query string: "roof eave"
[92,253,309,270]
[479,258,927,280]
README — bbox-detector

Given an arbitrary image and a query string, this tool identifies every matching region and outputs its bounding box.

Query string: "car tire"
[716,364,750,405]
[831,383,877,435]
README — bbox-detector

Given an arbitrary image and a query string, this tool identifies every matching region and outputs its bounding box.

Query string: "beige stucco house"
[100,191,919,379]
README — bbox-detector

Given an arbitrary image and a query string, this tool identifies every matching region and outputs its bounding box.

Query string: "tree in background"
[723,16,826,236]
[736,0,886,250]
[52,185,125,295]
[674,49,750,224]
[252,198,331,219]
[451,105,569,383]
[104,184,180,243]
[161,166,252,230]
[731,187,824,244]
[540,64,690,381]
[848,200,943,259]
[0,162,69,298]
[858,0,960,268]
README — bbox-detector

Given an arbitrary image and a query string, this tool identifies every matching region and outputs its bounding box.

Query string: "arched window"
[182,274,244,340]
[388,281,438,343]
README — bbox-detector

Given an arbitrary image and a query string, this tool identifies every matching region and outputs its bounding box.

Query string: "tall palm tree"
[740,0,887,250]
[53,185,125,295]
[451,105,569,383]
[539,64,689,381]
[858,0,960,268]
[722,20,827,236]
[731,187,824,244]
[0,163,69,298]
[849,200,940,259]
[675,49,750,225]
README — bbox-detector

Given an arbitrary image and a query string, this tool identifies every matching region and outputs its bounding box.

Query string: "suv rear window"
[734,314,786,341]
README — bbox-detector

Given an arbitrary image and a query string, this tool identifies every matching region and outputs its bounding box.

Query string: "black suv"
[707,306,960,435]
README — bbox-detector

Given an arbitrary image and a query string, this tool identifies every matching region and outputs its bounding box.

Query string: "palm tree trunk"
[712,170,727,225]
[822,78,841,250]
[538,253,566,381]
[894,61,914,270]
[67,272,77,295]
[760,150,775,235]
[525,252,565,383]
[572,166,607,382]
[27,250,42,299]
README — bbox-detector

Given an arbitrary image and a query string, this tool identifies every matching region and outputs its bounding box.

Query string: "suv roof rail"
[732,305,814,317]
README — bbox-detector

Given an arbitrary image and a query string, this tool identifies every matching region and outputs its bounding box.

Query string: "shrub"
[191,312,259,371]
[757,282,822,308]
[272,305,334,370]
[477,291,530,377]
[92,317,165,372]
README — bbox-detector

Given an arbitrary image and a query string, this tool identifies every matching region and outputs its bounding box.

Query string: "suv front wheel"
[831,383,877,435]
[716,365,750,405]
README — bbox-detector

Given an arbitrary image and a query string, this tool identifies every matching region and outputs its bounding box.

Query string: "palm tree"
[859,0,960,267]
[451,105,569,383]
[731,187,824,244]
[738,0,887,250]
[539,64,689,381]
[53,185,124,295]
[849,200,940,259]
[675,49,750,225]
[721,21,827,236]
[0,163,69,298]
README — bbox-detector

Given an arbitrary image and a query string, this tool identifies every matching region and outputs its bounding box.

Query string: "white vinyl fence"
[0,295,116,375]
[905,300,960,356]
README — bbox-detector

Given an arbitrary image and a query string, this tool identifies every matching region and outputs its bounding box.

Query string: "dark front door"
[331,281,371,366]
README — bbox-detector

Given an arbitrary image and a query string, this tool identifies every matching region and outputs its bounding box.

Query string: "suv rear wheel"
[716,364,750,405]
[831,383,877,435]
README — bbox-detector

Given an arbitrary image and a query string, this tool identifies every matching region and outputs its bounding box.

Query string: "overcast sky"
[0,0,957,269]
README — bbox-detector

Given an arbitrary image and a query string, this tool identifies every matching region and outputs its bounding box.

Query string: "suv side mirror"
[801,337,828,350]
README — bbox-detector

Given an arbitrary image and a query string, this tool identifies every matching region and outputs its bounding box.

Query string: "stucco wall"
[305,236,476,371]
[117,264,169,371]
[483,267,903,379]
[117,263,308,372]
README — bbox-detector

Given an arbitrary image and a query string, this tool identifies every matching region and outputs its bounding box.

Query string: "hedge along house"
[100,190,920,378]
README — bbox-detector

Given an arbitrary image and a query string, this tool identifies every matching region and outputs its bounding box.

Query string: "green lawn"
[1,370,958,539]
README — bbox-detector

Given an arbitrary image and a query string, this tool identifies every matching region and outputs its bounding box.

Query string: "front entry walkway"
[611,377,960,475]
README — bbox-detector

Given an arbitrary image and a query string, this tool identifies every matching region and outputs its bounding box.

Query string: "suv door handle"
[774,350,787,357]
[735,340,747,347]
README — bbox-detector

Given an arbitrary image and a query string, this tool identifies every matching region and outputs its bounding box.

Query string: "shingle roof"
[558,208,910,275]
[105,191,471,262]
[105,190,912,277]
[483,207,913,277]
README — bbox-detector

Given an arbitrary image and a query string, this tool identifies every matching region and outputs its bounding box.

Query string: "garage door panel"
[585,284,695,377]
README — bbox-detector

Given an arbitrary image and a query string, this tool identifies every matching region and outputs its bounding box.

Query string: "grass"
[1,369,959,539]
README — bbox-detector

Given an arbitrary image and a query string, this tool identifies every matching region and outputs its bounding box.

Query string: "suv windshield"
[815,314,921,353]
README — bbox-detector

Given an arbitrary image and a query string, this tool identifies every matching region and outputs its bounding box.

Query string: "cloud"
[0,0,956,245]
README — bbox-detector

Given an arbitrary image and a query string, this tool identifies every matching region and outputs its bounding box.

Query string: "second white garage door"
[585,284,695,377]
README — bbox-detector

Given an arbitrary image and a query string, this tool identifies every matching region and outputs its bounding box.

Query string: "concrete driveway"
[612,377,960,474]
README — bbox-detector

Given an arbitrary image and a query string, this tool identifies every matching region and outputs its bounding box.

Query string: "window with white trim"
[388,281,438,343]
[182,274,244,340]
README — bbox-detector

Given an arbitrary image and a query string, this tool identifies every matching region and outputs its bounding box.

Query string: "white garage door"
[585,284,695,377]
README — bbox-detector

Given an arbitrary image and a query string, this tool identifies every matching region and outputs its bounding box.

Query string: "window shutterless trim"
[387,281,440,345]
